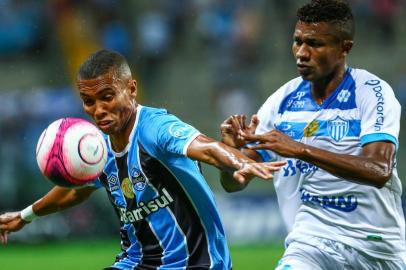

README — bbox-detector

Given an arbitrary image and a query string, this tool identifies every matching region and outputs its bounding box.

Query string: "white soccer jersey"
[255,67,405,260]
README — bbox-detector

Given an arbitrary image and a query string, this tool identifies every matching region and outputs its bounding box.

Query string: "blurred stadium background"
[0,0,404,269]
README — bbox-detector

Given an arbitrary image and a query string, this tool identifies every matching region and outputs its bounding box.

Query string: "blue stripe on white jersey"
[275,119,361,140]
[278,68,356,114]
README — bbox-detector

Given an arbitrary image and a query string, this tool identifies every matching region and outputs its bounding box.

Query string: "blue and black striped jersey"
[92,105,232,270]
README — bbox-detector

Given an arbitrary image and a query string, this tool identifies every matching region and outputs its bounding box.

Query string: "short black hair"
[78,49,132,80]
[297,0,354,40]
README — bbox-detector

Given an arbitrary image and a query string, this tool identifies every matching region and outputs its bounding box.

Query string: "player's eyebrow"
[80,87,113,97]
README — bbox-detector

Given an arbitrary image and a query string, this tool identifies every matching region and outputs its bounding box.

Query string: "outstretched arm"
[0,186,96,244]
[243,129,395,188]
[187,134,286,192]
[217,114,266,192]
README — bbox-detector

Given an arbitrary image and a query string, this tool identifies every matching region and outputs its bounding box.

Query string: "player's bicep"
[361,141,396,165]
[186,134,216,163]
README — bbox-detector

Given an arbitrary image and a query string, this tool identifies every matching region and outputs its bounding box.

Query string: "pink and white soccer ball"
[36,118,107,187]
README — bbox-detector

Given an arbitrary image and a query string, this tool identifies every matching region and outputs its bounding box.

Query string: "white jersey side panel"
[256,77,305,232]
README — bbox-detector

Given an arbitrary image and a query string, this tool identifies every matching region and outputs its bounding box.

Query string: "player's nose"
[295,44,310,61]
[93,101,108,120]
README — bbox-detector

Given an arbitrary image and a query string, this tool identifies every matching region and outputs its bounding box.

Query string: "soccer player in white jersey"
[0,49,286,270]
[220,0,406,269]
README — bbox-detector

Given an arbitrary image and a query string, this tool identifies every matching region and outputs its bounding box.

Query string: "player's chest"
[274,108,361,144]
[103,150,150,206]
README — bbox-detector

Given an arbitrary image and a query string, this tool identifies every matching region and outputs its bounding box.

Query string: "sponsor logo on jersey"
[281,124,292,131]
[107,174,120,192]
[337,89,351,103]
[300,189,358,212]
[169,122,195,139]
[121,178,134,199]
[130,167,147,191]
[118,188,174,223]
[287,91,306,109]
[293,91,306,100]
[327,116,349,141]
[282,159,318,177]
[279,123,296,138]
[365,80,385,131]
[287,99,305,109]
[303,120,319,137]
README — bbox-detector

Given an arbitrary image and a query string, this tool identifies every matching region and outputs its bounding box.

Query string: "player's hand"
[220,114,259,148]
[0,211,29,245]
[233,161,286,183]
[240,129,303,158]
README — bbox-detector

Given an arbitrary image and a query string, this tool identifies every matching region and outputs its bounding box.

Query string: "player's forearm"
[209,142,252,170]
[298,144,393,188]
[188,135,250,170]
[32,186,95,216]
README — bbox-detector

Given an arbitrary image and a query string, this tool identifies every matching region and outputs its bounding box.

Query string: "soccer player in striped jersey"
[0,49,286,270]
[221,0,406,269]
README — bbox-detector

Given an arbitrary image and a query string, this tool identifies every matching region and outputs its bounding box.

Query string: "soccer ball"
[36,118,107,187]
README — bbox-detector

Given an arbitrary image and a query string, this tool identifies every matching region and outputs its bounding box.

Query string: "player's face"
[77,71,137,135]
[292,21,347,82]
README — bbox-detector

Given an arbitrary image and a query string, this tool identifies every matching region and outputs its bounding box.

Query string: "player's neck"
[311,66,347,105]
[110,105,138,153]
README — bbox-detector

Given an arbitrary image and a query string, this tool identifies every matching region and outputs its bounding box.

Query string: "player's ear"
[128,79,137,98]
[342,40,353,56]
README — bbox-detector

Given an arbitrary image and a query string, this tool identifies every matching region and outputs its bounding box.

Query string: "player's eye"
[307,40,323,48]
[102,94,114,101]
[83,99,95,106]
[293,38,302,46]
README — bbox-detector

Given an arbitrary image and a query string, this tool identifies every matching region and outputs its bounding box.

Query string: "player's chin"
[98,123,116,134]
[299,73,314,81]
[297,69,315,80]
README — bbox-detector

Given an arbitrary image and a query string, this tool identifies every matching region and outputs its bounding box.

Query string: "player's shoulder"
[350,68,393,93]
[277,77,304,96]
[139,105,169,118]
[264,77,304,103]
[138,105,173,126]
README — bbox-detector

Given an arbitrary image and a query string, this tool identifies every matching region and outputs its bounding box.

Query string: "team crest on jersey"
[107,174,120,192]
[327,116,349,141]
[169,122,195,139]
[337,89,351,103]
[121,178,134,199]
[303,120,319,137]
[130,167,147,191]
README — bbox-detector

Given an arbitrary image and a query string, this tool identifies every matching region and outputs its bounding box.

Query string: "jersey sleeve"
[144,112,201,156]
[357,79,401,147]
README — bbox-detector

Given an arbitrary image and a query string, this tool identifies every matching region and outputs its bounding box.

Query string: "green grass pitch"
[0,239,284,269]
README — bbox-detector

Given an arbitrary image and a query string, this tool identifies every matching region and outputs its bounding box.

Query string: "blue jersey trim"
[360,133,398,147]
